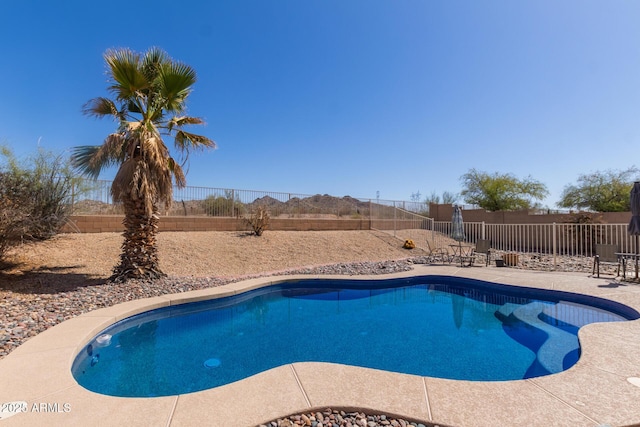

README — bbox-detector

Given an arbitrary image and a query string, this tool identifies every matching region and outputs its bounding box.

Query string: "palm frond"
[166,116,205,132]
[173,116,205,126]
[71,134,127,179]
[71,133,126,179]
[159,61,197,112]
[174,130,216,152]
[141,47,169,83]
[100,133,128,160]
[113,157,174,214]
[70,146,101,178]
[124,121,143,131]
[82,97,121,119]
[111,158,137,203]
[167,157,187,188]
[104,48,149,100]
[138,134,169,170]
[126,99,143,114]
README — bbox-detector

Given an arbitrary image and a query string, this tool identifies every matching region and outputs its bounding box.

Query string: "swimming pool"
[71,275,639,397]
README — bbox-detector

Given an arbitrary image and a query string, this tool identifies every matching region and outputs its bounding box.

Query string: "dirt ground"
[0,230,426,295]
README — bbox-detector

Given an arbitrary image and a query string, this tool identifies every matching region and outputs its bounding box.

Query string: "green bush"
[202,193,245,217]
[0,145,76,259]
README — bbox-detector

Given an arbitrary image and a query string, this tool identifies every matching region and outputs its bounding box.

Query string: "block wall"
[62,216,371,233]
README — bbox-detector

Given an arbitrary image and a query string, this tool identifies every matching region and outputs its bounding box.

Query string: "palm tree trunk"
[112,196,165,281]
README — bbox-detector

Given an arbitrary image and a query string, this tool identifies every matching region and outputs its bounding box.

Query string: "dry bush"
[0,146,75,260]
[563,212,604,255]
[244,205,270,236]
[0,172,31,257]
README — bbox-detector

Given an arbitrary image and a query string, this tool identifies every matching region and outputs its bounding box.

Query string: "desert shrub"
[0,146,76,259]
[202,192,245,217]
[562,212,604,255]
[0,171,31,256]
[337,205,354,217]
[244,205,270,236]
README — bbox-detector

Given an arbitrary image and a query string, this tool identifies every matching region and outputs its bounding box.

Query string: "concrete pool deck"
[1,265,640,427]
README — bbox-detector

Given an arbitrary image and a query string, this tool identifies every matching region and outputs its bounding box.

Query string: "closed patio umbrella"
[628,182,640,279]
[451,205,466,267]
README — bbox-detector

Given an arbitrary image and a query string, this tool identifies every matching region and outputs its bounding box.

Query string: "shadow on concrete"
[597,280,630,289]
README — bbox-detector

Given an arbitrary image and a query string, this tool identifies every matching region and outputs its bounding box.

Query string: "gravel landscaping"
[258,408,436,427]
[1,229,615,427]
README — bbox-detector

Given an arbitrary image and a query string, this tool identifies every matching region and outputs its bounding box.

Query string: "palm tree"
[72,47,215,281]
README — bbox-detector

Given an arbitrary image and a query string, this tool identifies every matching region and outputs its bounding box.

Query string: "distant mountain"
[248,194,369,216]
[251,195,286,209]
[73,192,405,218]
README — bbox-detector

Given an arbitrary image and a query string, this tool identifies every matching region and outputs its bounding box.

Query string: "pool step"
[495,302,520,319]
[495,302,578,374]
[540,302,584,329]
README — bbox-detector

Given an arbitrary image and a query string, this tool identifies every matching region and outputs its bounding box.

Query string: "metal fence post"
[231,189,235,217]
[429,218,435,247]
[393,201,397,237]
[482,221,485,240]
[552,222,557,270]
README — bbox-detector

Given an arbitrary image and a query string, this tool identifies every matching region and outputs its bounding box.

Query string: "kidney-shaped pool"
[72,275,639,397]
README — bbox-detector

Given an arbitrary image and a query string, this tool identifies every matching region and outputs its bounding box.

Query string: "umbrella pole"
[633,234,640,280]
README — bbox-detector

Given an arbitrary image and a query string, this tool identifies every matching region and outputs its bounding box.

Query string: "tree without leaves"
[424,191,458,205]
[460,169,548,211]
[441,191,458,205]
[72,47,215,281]
[424,191,440,205]
[558,167,639,212]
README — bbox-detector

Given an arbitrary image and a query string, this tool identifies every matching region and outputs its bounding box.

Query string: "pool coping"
[1,265,640,427]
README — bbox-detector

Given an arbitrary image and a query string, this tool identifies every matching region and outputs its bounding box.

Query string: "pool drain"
[204,358,221,368]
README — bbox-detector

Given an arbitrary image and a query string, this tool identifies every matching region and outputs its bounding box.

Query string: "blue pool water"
[72,276,639,397]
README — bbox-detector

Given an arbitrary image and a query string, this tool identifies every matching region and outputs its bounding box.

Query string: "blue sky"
[1,1,639,207]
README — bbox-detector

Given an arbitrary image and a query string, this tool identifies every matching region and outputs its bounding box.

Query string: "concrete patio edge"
[1,265,640,427]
